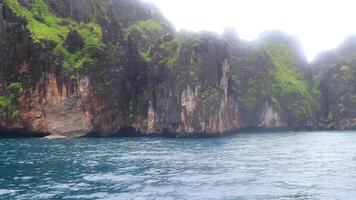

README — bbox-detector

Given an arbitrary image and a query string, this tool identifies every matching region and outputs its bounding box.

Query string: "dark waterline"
[1,131,356,199]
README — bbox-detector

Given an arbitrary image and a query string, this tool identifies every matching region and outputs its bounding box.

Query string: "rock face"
[259,101,285,128]
[0,0,354,137]
[312,36,356,130]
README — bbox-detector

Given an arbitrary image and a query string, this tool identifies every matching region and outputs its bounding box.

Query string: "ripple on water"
[83,173,141,183]
[0,189,16,195]
[1,131,356,199]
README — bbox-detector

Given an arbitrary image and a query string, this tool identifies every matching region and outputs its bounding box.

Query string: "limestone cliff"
[0,0,353,137]
[312,36,356,130]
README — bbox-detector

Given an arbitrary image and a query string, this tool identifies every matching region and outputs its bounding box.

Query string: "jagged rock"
[313,36,356,130]
[0,0,355,137]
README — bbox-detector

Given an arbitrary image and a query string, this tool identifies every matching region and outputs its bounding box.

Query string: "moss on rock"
[4,0,103,69]
[0,82,24,119]
[262,39,318,122]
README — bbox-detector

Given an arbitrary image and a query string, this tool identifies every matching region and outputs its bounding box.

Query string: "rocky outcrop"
[259,101,285,128]
[0,0,355,137]
[312,36,356,130]
[6,72,92,136]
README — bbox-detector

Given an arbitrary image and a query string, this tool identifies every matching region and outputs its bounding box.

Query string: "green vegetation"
[77,23,102,46]
[0,82,24,119]
[228,46,274,111]
[265,43,307,96]
[124,19,167,63]
[4,0,103,69]
[263,41,318,119]
[160,38,182,70]
[139,46,152,63]
[327,111,334,122]
[140,52,152,63]
[4,0,338,128]
[338,103,346,113]
[0,97,11,108]
[124,19,165,40]
[6,82,24,93]
[53,45,96,69]
[69,74,77,81]
[321,63,356,120]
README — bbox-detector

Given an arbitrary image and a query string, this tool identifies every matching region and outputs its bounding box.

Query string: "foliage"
[318,62,356,121]
[7,82,24,93]
[160,38,182,70]
[4,0,103,69]
[0,97,11,108]
[69,75,77,81]
[0,82,24,119]
[263,41,318,119]
[124,19,165,40]
[140,52,152,63]
[77,23,103,46]
[228,45,274,111]
[124,19,169,63]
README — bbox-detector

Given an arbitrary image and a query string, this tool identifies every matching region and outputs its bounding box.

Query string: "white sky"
[143,0,356,61]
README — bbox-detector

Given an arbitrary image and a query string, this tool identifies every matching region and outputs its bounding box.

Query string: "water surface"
[1,131,356,199]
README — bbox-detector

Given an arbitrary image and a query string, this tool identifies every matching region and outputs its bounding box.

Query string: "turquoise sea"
[1,131,356,199]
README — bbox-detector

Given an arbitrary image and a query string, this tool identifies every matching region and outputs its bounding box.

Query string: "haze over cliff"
[0,0,355,137]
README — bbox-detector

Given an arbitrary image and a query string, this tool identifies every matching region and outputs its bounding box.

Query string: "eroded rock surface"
[0,0,355,137]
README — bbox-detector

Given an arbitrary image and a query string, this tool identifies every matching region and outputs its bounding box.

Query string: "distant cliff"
[0,0,355,137]
[312,36,356,130]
